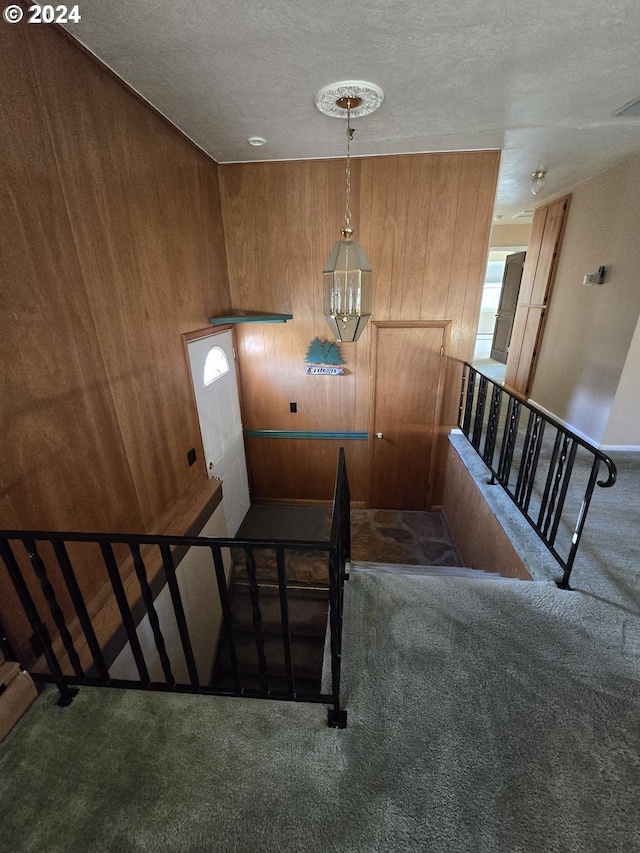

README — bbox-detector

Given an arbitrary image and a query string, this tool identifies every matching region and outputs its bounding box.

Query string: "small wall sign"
[305,338,345,375]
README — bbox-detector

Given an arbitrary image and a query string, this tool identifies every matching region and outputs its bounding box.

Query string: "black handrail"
[0,451,350,727]
[458,363,616,589]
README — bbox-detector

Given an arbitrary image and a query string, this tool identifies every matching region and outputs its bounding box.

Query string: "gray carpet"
[472,358,506,383]
[2,451,638,851]
[1,569,638,852]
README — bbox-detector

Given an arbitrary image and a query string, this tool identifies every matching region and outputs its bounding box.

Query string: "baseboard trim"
[527,401,640,452]
[245,430,368,440]
[253,498,367,509]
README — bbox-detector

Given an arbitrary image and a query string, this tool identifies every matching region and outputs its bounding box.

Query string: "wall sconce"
[529,169,547,195]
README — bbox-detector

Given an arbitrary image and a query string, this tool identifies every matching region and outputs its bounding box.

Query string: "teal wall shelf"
[245,430,368,440]
[209,311,293,325]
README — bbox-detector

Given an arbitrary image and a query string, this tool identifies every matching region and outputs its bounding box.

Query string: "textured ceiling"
[64,0,640,220]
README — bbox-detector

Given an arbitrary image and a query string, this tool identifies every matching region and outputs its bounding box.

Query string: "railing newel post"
[0,537,77,705]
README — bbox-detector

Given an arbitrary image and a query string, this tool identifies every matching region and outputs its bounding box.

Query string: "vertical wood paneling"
[220,150,500,503]
[422,154,463,320]
[0,23,140,547]
[401,156,433,319]
[19,24,231,529]
[1,20,231,646]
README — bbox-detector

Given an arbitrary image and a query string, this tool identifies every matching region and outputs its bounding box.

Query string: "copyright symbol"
[3,5,23,23]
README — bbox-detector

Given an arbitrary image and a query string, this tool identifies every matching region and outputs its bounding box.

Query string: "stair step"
[214,631,325,682]
[351,561,513,580]
[230,587,329,636]
[212,670,322,697]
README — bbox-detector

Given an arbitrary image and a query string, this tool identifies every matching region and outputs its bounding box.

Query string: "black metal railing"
[458,363,616,589]
[0,450,350,728]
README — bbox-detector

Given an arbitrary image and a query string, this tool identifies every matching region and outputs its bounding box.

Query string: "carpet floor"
[1,570,638,852]
[2,455,637,852]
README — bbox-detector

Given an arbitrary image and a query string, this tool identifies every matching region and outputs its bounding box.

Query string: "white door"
[187,330,250,536]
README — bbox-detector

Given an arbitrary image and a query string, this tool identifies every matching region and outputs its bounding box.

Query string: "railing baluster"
[99,542,150,686]
[458,363,469,432]
[514,411,545,512]
[209,544,240,693]
[559,458,602,589]
[129,544,175,686]
[536,430,562,532]
[327,545,345,728]
[275,547,295,699]
[23,538,84,680]
[538,432,570,538]
[547,439,578,547]
[0,538,77,705]
[497,397,521,487]
[462,369,476,436]
[471,374,489,450]
[244,547,269,695]
[483,383,503,469]
[52,540,109,682]
[159,544,200,688]
[327,447,348,729]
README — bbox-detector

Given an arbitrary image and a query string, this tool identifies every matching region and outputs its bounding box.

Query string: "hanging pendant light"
[529,168,547,195]
[316,81,383,342]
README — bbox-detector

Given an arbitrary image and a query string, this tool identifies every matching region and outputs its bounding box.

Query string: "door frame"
[182,324,234,479]
[182,324,250,476]
[367,320,451,509]
[183,324,251,535]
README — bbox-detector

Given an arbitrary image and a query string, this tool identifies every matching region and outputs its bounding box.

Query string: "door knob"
[375,432,384,440]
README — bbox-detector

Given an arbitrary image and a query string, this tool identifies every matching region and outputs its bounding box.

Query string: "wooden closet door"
[369,322,449,510]
[505,196,571,395]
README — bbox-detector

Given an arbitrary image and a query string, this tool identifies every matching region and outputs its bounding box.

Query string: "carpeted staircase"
[212,505,524,695]
[211,504,520,694]
[211,582,329,694]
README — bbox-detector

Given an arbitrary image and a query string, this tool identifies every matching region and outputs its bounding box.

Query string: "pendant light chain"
[344,101,354,232]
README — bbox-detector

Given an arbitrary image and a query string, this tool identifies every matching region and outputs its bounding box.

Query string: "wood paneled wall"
[0,23,230,645]
[219,152,499,504]
[0,20,499,652]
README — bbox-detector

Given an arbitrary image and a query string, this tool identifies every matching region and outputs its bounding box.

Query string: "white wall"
[110,501,231,684]
[530,154,640,446]
[601,314,640,449]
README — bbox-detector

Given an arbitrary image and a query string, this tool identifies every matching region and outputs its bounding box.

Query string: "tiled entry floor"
[236,505,462,569]
[350,510,461,566]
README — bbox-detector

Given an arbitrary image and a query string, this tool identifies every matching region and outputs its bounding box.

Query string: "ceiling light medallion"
[529,168,547,195]
[316,81,383,342]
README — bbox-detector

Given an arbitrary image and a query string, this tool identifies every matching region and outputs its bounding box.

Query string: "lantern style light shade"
[323,228,372,342]
[529,168,547,195]
[316,81,382,343]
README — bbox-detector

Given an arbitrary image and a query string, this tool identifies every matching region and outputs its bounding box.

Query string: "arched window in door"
[203,346,230,386]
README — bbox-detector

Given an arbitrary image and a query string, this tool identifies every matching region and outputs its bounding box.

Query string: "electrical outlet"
[290,402,297,413]
[187,447,197,466]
